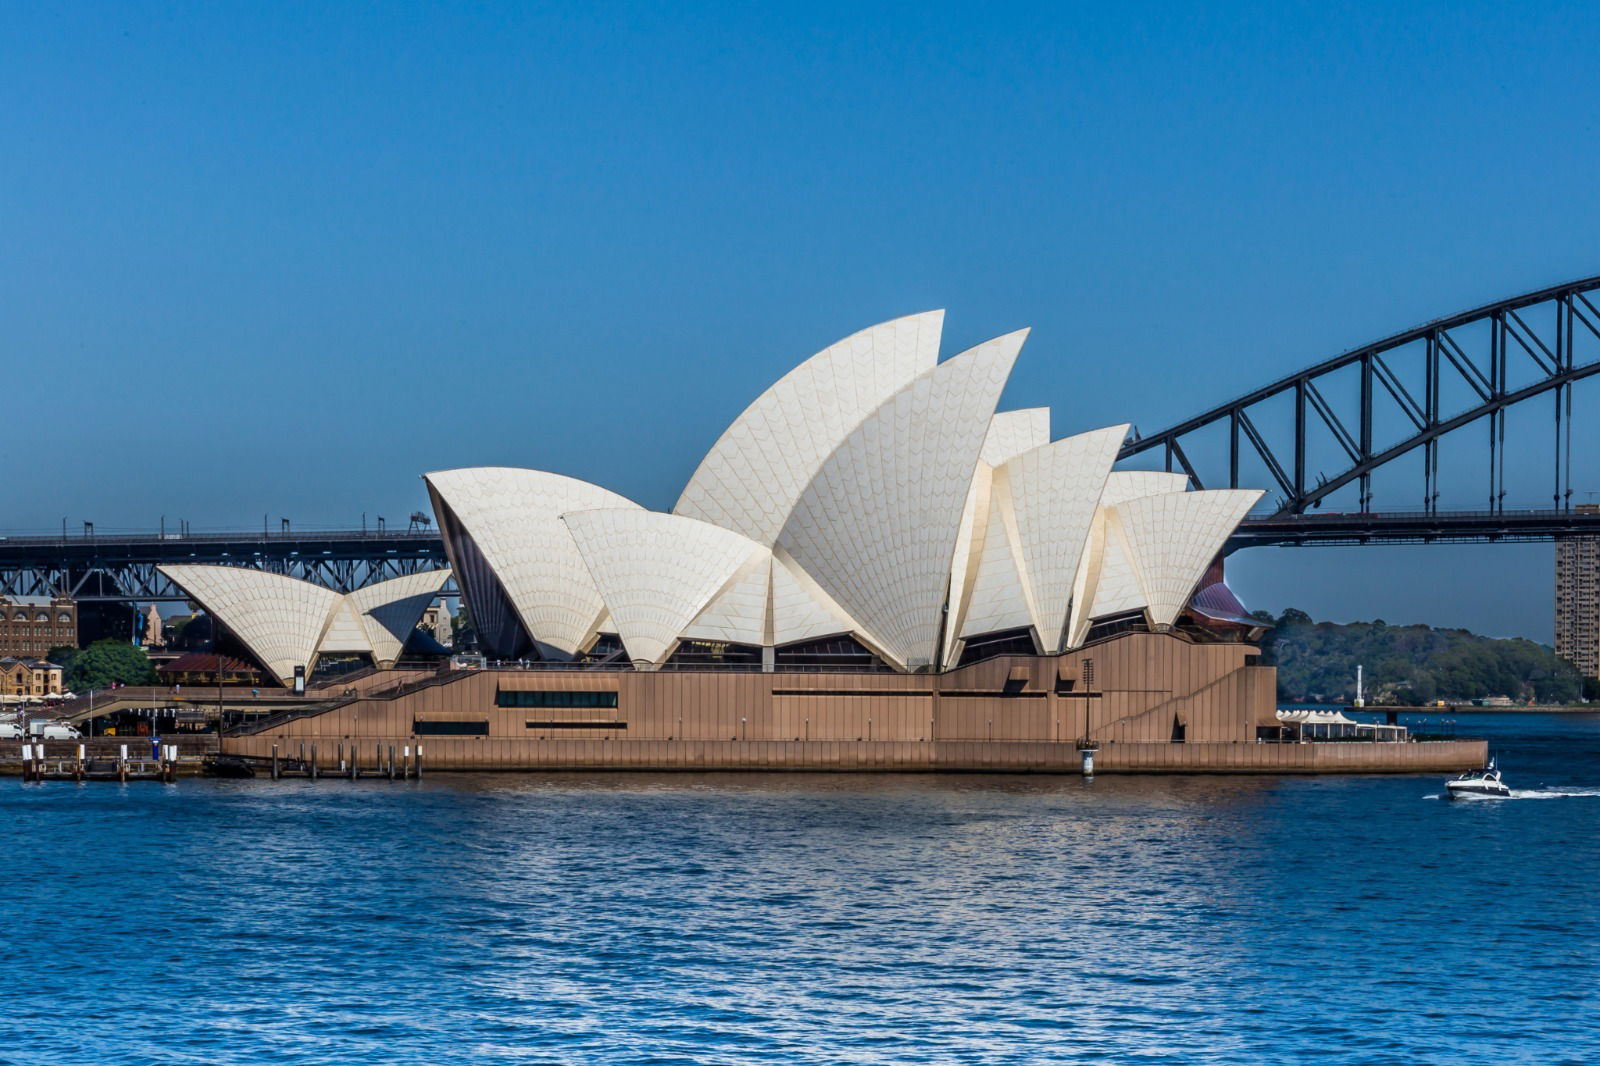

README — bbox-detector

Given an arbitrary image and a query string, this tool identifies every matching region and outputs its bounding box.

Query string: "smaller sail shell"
[563,510,768,666]
[159,565,453,683]
[1115,489,1264,627]
[425,467,642,658]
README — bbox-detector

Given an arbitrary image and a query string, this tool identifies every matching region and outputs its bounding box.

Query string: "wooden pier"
[13,742,182,783]
[207,741,425,781]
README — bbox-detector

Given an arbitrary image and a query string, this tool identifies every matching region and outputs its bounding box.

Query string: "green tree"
[1258,610,1583,705]
[46,645,80,669]
[66,639,158,692]
[452,603,476,650]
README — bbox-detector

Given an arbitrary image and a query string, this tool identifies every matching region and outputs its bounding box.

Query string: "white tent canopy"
[1276,709,1358,726]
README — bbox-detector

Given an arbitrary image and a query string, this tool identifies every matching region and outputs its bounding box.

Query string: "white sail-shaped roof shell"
[675,311,944,546]
[1067,472,1194,647]
[1100,471,1194,508]
[563,510,768,667]
[318,602,372,654]
[159,565,341,684]
[980,408,1051,468]
[768,552,859,647]
[776,331,1023,669]
[1072,512,1149,640]
[956,500,1033,643]
[425,467,641,658]
[943,408,1051,666]
[996,425,1128,653]
[680,555,772,646]
[346,570,455,665]
[1116,489,1263,627]
[160,565,453,682]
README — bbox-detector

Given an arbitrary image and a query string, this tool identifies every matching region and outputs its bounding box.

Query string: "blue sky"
[4,2,1599,640]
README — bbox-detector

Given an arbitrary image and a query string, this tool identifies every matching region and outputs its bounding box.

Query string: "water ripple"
[1,714,1598,1062]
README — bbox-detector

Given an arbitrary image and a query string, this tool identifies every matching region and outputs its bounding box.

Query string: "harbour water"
[3,712,1597,1064]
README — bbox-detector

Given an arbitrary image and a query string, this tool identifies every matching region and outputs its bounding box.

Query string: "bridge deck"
[1229,508,1600,549]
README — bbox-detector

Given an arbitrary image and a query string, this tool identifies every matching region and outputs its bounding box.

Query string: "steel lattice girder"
[0,531,451,601]
[1120,274,1600,516]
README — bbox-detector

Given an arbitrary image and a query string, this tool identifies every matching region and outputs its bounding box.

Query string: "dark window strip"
[496,690,619,709]
[413,720,489,736]
[525,720,627,730]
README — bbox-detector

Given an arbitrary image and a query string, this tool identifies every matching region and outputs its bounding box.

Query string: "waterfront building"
[423,313,1261,674]
[164,312,1484,772]
[0,595,77,658]
[1555,505,1600,677]
[0,657,64,699]
[156,652,263,688]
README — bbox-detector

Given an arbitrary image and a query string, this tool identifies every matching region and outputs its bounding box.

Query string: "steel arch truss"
[1120,275,1600,515]
[0,531,452,603]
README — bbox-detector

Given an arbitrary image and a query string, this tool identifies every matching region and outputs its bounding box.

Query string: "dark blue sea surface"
[2,712,1597,1065]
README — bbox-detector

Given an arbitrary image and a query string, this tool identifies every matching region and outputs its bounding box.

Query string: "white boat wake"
[1508,786,1600,800]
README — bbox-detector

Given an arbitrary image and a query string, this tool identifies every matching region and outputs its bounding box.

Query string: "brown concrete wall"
[223,736,1487,775]
[1093,739,1487,773]
[228,633,1268,749]
[216,632,1485,773]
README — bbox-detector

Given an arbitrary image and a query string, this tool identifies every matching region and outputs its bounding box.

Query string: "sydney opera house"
[186,312,1480,772]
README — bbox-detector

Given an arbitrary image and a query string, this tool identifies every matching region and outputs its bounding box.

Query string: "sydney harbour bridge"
[9,274,1600,604]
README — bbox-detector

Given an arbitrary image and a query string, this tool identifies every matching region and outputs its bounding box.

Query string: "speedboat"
[1446,759,1511,799]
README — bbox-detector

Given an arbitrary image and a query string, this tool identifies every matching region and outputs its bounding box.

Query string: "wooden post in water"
[337,742,344,774]
[75,743,85,783]
[387,745,396,781]
[118,743,128,784]
[415,742,423,780]
[310,744,318,781]
[271,743,280,781]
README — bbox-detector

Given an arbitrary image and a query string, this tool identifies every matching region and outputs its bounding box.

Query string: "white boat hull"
[1446,780,1511,799]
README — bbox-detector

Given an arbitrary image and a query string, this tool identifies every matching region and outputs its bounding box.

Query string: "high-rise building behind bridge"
[1555,504,1600,678]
